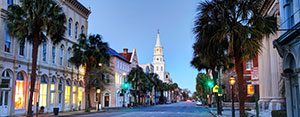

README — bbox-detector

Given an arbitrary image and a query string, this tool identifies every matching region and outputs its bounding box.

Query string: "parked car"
[196,101,202,106]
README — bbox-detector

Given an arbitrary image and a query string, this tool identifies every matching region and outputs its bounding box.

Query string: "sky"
[79,0,200,93]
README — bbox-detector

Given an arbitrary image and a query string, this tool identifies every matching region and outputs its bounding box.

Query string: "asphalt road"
[74,101,213,117]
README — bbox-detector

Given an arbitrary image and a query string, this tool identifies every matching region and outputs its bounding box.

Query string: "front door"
[291,77,300,117]
[0,90,10,116]
[104,96,109,107]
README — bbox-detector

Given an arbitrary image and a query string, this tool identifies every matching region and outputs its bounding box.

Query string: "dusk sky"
[79,0,200,93]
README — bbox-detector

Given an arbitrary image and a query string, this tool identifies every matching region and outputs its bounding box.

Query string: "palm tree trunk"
[235,56,246,117]
[84,65,91,111]
[27,32,39,117]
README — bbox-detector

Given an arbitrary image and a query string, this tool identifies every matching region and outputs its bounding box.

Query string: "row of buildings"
[0,0,177,116]
[218,0,298,116]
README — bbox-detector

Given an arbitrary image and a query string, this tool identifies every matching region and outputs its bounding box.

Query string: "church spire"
[155,29,161,47]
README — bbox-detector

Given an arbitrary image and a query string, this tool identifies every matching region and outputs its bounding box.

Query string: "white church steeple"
[153,29,165,82]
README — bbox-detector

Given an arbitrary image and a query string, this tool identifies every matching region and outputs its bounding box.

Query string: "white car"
[196,101,202,106]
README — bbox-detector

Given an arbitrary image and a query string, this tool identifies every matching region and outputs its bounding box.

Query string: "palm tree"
[193,0,277,116]
[69,34,110,111]
[146,73,159,104]
[127,67,147,105]
[3,0,66,115]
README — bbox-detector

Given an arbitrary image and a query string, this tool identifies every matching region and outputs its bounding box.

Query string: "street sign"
[213,85,219,93]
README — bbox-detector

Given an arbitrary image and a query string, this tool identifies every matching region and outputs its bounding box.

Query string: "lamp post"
[229,76,236,117]
[96,89,101,111]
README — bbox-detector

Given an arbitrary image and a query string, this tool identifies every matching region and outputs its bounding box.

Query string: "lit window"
[75,22,78,39]
[15,72,25,109]
[68,18,73,36]
[246,60,253,70]
[50,77,56,105]
[78,81,83,107]
[72,81,78,105]
[52,46,56,64]
[19,42,25,56]
[60,45,64,65]
[4,29,11,53]
[65,79,71,106]
[39,75,48,107]
[58,78,64,104]
[42,42,47,62]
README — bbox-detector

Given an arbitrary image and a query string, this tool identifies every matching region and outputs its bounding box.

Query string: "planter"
[53,108,59,115]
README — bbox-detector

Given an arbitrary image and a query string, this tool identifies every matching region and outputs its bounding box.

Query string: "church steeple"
[155,29,161,47]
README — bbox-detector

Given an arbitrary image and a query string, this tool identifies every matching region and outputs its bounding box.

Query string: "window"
[67,48,71,67]
[52,46,56,64]
[81,25,85,34]
[19,42,25,56]
[246,60,253,70]
[75,22,78,39]
[60,45,64,65]
[58,78,64,104]
[7,0,13,7]
[4,29,11,53]
[39,75,48,107]
[50,77,56,105]
[161,66,163,71]
[42,42,47,62]
[65,79,71,105]
[15,72,25,109]
[156,66,158,71]
[284,0,294,28]
[68,18,73,36]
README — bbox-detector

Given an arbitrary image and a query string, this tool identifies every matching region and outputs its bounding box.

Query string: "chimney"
[123,48,128,54]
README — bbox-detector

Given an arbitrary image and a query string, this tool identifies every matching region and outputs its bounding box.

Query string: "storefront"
[14,71,28,115]
[64,79,71,111]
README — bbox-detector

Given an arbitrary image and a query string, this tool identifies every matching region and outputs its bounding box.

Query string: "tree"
[193,0,277,116]
[3,0,66,115]
[69,34,110,111]
[127,67,147,105]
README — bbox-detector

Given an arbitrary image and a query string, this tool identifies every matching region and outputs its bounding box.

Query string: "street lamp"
[96,89,101,111]
[229,76,236,117]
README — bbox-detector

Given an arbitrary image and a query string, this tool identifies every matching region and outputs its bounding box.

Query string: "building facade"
[0,0,90,116]
[274,0,300,116]
[104,48,131,108]
[259,0,285,116]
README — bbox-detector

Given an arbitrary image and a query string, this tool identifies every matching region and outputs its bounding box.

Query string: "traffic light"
[207,80,214,89]
[122,82,129,89]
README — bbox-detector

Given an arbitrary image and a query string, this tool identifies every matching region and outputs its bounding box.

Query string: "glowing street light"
[229,76,236,117]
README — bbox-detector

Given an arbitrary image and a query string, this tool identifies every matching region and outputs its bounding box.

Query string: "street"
[73,102,213,117]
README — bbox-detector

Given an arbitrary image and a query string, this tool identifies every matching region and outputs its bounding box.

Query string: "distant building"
[104,48,131,108]
[0,0,90,116]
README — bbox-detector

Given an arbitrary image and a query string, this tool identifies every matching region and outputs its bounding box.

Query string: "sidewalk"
[15,110,105,117]
[208,107,240,117]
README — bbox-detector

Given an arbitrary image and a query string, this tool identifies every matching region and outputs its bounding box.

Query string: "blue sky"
[79,0,200,93]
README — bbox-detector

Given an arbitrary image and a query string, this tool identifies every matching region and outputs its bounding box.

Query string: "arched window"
[68,18,73,36]
[1,70,12,112]
[39,75,48,107]
[15,72,25,109]
[81,25,85,34]
[75,22,78,39]
[60,45,64,65]
[65,79,72,106]
[42,42,47,62]
[67,47,71,67]
[50,76,56,105]
[4,27,11,53]
[58,78,64,104]
[1,70,11,88]
[72,80,78,106]
[52,46,56,64]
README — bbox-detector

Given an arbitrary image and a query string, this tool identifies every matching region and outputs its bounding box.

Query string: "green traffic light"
[207,81,214,88]
[124,83,129,89]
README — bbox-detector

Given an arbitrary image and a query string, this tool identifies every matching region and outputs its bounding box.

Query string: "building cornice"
[62,0,91,19]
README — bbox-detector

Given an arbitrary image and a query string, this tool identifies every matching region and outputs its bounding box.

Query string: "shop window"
[15,72,25,109]
[78,81,83,108]
[50,77,56,105]
[58,78,64,104]
[72,81,78,105]
[65,79,71,105]
[39,75,48,107]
